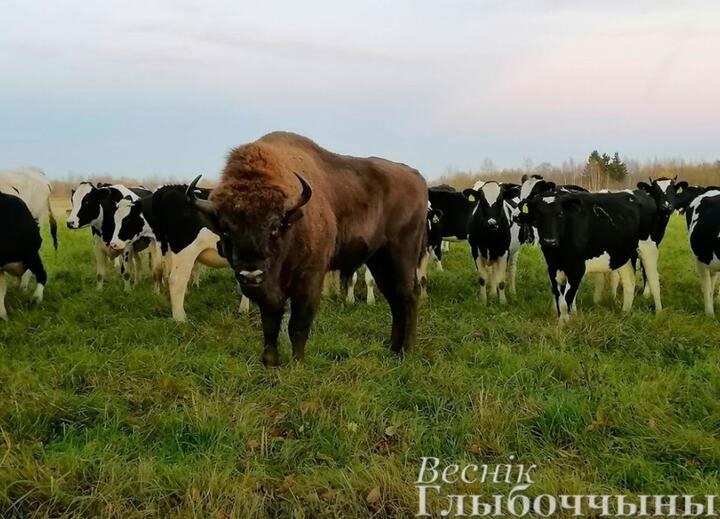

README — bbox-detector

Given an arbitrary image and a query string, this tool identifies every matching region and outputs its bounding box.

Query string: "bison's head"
[187,173,312,287]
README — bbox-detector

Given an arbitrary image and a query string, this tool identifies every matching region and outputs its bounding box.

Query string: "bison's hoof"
[262,350,280,367]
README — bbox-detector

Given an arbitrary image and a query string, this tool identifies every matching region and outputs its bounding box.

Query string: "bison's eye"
[270,223,282,237]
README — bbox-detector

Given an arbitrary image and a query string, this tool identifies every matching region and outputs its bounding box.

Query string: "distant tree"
[584,150,627,187]
[480,158,496,175]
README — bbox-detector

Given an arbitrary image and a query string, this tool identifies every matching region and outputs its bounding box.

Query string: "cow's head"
[517,195,582,248]
[67,183,108,229]
[110,197,143,251]
[520,175,556,203]
[463,182,519,233]
[187,173,312,287]
[636,176,680,215]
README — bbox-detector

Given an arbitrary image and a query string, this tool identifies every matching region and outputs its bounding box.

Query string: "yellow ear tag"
[677,187,683,194]
[432,215,440,223]
[521,204,529,214]
[468,195,475,202]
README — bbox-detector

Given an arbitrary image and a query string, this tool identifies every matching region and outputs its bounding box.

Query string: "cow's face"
[520,177,556,203]
[519,195,582,248]
[464,182,519,233]
[190,174,312,287]
[637,177,680,215]
[110,197,142,251]
[67,182,104,228]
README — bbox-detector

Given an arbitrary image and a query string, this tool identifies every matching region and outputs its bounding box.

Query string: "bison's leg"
[288,300,318,363]
[367,248,419,354]
[260,304,285,367]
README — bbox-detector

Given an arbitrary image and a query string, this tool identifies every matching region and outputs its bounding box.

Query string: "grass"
[1,214,719,517]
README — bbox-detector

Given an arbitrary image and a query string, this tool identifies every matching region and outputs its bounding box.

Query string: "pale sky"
[1,1,719,179]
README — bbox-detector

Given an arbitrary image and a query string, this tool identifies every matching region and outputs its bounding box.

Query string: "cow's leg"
[494,255,509,304]
[609,271,620,301]
[367,247,419,354]
[260,304,285,366]
[471,246,488,303]
[365,267,376,305]
[560,266,584,322]
[617,262,636,312]
[239,294,250,315]
[442,240,450,252]
[698,261,714,316]
[150,242,164,294]
[19,270,32,292]
[344,271,358,304]
[417,252,429,300]
[162,251,173,285]
[548,267,562,319]
[191,264,201,288]
[94,238,108,290]
[132,250,143,286]
[432,245,444,271]
[168,248,199,321]
[0,273,7,320]
[593,273,606,304]
[24,251,47,305]
[638,241,662,313]
[508,250,519,296]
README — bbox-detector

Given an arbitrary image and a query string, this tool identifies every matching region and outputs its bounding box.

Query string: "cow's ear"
[561,198,583,213]
[675,181,688,194]
[502,185,521,200]
[462,188,479,202]
[637,182,652,194]
[429,209,443,223]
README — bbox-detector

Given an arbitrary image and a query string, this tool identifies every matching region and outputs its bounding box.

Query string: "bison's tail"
[48,198,58,250]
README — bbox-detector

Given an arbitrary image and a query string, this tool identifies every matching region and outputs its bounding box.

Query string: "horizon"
[2,1,719,180]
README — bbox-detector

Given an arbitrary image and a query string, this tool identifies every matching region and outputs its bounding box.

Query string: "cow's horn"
[186,175,216,215]
[287,173,312,212]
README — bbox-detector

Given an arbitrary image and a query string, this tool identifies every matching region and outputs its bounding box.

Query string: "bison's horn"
[287,172,312,212]
[186,174,216,215]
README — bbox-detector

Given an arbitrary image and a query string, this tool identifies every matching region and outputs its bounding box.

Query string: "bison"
[188,132,428,366]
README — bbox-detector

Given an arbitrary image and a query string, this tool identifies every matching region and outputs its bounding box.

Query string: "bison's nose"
[236,269,265,286]
[542,238,559,247]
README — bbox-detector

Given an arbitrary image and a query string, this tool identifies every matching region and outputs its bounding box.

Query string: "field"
[1,213,719,518]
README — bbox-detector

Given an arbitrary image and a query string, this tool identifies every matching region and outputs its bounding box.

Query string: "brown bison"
[188,132,428,366]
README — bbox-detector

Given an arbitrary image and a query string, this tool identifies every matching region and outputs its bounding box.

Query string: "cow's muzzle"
[542,238,559,247]
[236,269,265,286]
[110,241,125,251]
[67,221,78,229]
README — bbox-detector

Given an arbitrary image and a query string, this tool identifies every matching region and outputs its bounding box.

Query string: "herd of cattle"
[2,132,720,364]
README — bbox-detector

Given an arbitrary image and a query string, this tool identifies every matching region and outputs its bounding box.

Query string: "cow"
[0,167,58,289]
[516,191,642,322]
[675,183,720,315]
[428,185,473,242]
[187,132,428,366]
[323,267,377,304]
[0,193,47,320]
[66,182,152,288]
[462,181,523,303]
[110,184,250,320]
[587,178,681,312]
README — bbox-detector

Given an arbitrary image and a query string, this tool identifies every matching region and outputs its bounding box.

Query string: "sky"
[1,0,719,180]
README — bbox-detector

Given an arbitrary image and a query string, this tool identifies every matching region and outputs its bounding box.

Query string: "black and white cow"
[113,183,250,321]
[590,177,680,312]
[462,181,523,303]
[0,193,47,320]
[109,194,164,293]
[416,203,444,298]
[0,167,58,290]
[428,185,474,241]
[66,182,152,289]
[676,183,720,315]
[516,191,643,322]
